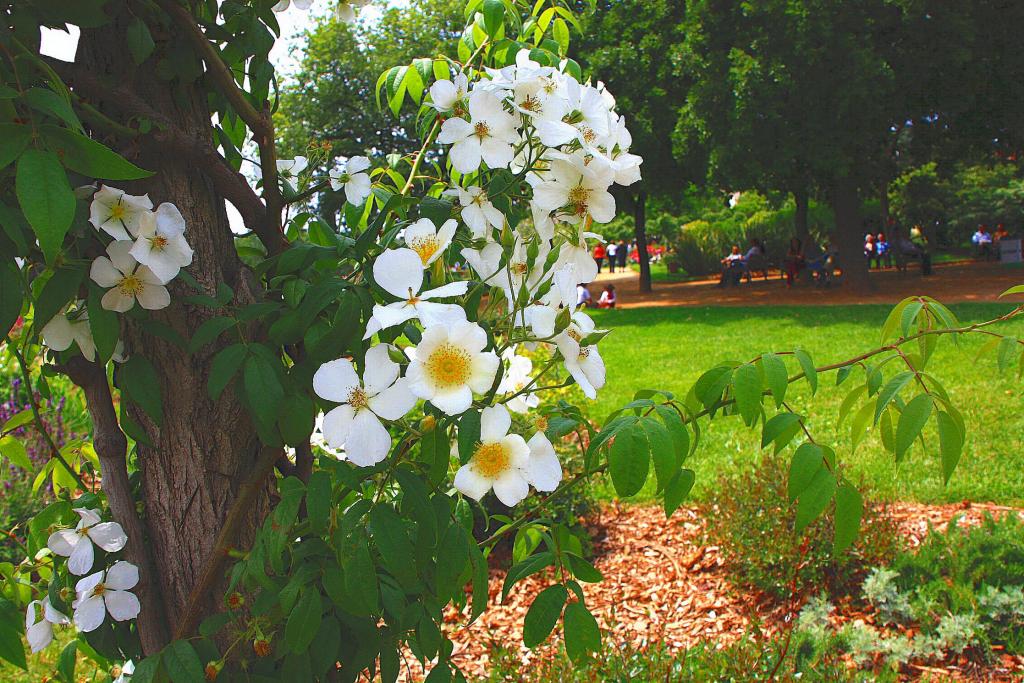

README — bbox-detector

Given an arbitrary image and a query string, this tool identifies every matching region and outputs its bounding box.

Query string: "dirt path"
[420,502,1024,682]
[592,261,1024,309]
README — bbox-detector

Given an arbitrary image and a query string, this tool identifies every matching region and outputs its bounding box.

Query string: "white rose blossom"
[533,156,616,226]
[313,344,417,466]
[47,508,128,576]
[429,73,469,112]
[42,306,97,362]
[403,217,458,267]
[130,202,194,283]
[89,185,152,241]
[407,320,500,416]
[90,241,171,313]
[336,0,369,22]
[25,598,69,653]
[329,155,372,205]
[498,348,539,413]
[366,248,468,337]
[73,561,141,632]
[453,185,504,238]
[437,89,519,174]
[276,155,308,178]
[554,311,607,399]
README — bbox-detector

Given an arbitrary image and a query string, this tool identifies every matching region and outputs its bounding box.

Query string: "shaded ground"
[594,261,1024,309]
[421,502,1024,682]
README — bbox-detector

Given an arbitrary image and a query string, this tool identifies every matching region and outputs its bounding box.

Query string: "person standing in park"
[783,238,806,286]
[593,242,607,273]
[617,240,628,270]
[607,240,618,272]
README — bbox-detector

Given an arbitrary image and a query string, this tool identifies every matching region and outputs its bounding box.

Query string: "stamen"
[426,343,472,388]
[472,441,510,478]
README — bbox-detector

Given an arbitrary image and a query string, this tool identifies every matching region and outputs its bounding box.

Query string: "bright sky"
[38,1,389,232]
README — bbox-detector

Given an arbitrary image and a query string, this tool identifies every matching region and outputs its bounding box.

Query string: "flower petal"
[88,522,128,553]
[312,358,359,403]
[368,376,417,421]
[90,256,125,288]
[67,536,95,575]
[27,620,53,653]
[101,287,136,313]
[492,470,530,506]
[136,283,170,310]
[47,529,79,557]
[106,240,138,275]
[344,410,392,467]
[372,248,423,299]
[104,590,140,622]
[429,385,473,416]
[105,561,139,590]
[362,343,399,396]
[526,432,562,492]
[480,404,510,442]
[448,137,482,174]
[454,465,492,501]
[73,595,107,632]
[321,404,355,448]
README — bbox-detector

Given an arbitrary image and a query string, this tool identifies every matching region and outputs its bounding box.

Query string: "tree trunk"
[831,175,871,293]
[633,190,652,293]
[793,188,809,244]
[879,177,890,231]
[77,24,271,651]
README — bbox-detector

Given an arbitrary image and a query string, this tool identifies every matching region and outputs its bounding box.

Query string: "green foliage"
[704,454,902,601]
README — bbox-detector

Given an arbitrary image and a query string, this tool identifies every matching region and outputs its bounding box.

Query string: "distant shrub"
[704,454,902,601]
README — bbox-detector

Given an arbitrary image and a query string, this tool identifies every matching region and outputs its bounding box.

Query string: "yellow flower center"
[426,343,472,388]
[567,328,582,342]
[347,386,369,411]
[511,261,528,275]
[472,441,510,478]
[109,204,126,220]
[118,274,145,297]
[410,235,441,265]
[149,235,169,251]
[92,583,107,597]
[473,121,491,139]
[568,185,591,216]
[579,126,597,144]
[520,94,542,112]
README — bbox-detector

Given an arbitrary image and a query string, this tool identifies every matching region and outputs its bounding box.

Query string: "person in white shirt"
[576,284,592,308]
[606,242,618,272]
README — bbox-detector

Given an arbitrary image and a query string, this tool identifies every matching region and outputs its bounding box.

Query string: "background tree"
[575,0,690,293]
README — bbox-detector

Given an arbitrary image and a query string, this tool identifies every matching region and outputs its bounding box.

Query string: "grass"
[582,302,1024,506]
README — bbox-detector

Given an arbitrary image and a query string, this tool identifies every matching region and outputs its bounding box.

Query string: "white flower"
[367,248,468,336]
[437,90,519,174]
[525,431,562,492]
[25,598,69,653]
[429,73,469,112]
[407,321,500,416]
[114,661,135,683]
[403,217,458,267]
[454,186,504,238]
[336,0,369,22]
[42,307,97,362]
[498,348,539,413]
[276,155,308,177]
[47,508,128,576]
[313,344,417,466]
[90,241,170,313]
[536,79,611,149]
[453,405,532,505]
[129,203,193,283]
[533,156,616,225]
[272,0,312,11]
[73,561,140,632]
[555,231,603,284]
[554,312,606,399]
[88,185,153,241]
[329,156,372,205]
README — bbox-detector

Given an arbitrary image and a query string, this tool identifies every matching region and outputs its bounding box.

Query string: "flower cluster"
[27,508,140,651]
[40,186,193,362]
[311,50,641,506]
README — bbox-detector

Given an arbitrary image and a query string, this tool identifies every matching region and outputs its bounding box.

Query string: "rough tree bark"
[633,190,652,293]
[74,22,273,651]
[793,187,809,244]
[831,174,871,293]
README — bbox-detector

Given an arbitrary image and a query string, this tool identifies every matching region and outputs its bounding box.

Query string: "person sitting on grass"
[576,283,592,308]
[716,245,746,287]
[783,237,805,286]
[598,284,617,308]
[973,224,994,260]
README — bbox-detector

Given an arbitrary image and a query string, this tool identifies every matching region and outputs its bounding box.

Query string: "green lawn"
[584,303,1024,506]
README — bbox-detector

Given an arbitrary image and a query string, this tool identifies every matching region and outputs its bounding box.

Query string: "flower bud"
[205,661,223,680]
[420,415,437,433]
[226,592,245,610]
[253,638,272,657]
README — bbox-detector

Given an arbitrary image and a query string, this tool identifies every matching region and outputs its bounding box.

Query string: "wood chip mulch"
[395,501,1024,682]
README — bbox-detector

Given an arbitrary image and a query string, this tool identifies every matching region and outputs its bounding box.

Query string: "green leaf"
[243,350,284,433]
[436,523,470,601]
[0,123,31,171]
[760,353,787,408]
[787,443,823,502]
[1,408,33,435]
[87,283,119,364]
[566,553,603,583]
[128,655,162,683]
[286,588,323,653]
[936,410,963,484]
[793,349,817,394]
[641,417,675,493]
[900,301,924,338]
[278,392,314,446]
[16,149,75,263]
[523,584,567,648]
[305,470,332,533]
[795,467,837,533]
[457,409,481,465]
[1,436,32,471]
[895,394,933,461]
[662,468,695,517]
[127,17,156,64]
[607,422,650,497]
[653,405,689,466]
[874,371,915,423]
[120,356,163,426]
[760,412,801,449]
[0,260,22,338]
[732,363,763,427]
[24,88,81,130]
[833,482,862,553]
[482,0,506,37]
[880,297,913,342]
[562,601,600,663]
[33,266,85,333]
[163,640,204,683]
[57,640,77,682]
[368,504,417,588]
[997,337,1017,373]
[187,316,236,353]
[207,343,247,400]
[998,284,1024,298]
[40,125,152,180]
[0,617,27,670]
